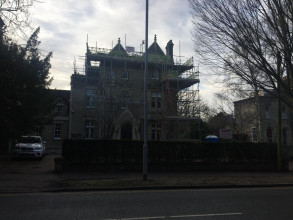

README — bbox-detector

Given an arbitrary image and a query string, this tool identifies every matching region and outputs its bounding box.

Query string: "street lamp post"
[143,0,149,180]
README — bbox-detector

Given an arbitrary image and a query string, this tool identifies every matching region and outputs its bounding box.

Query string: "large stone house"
[39,36,200,148]
[234,92,293,145]
[69,35,200,141]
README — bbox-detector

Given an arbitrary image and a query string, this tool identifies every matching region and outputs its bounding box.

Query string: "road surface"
[0,187,293,219]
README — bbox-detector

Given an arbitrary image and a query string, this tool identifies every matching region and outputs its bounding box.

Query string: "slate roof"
[109,38,128,57]
[148,34,165,56]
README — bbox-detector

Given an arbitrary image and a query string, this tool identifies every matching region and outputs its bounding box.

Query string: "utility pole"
[143,0,149,180]
[277,51,282,170]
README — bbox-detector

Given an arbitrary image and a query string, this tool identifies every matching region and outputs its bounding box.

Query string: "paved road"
[1,187,293,220]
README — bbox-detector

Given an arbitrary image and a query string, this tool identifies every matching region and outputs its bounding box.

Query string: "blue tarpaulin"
[205,135,219,142]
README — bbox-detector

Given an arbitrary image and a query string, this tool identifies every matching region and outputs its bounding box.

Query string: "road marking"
[172,212,243,218]
[103,212,243,220]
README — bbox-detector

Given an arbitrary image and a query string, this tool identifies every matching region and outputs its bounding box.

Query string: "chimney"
[165,40,174,63]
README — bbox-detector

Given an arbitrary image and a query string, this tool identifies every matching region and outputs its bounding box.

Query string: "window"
[35,126,41,136]
[252,127,258,142]
[151,92,162,110]
[265,106,271,119]
[282,128,288,145]
[86,89,96,108]
[282,106,287,119]
[54,123,61,139]
[266,127,272,143]
[55,104,64,115]
[151,121,162,140]
[87,66,99,77]
[122,71,128,80]
[110,71,115,86]
[121,102,127,109]
[85,120,95,139]
[151,71,159,80]
[120,90,130,109]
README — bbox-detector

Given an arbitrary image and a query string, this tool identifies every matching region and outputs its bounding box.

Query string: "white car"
[11,136,46,159]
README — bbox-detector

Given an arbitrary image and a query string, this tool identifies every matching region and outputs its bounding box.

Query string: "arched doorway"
[121,122,132,140]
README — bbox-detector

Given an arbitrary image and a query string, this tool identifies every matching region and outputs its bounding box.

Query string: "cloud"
[30,0,207,95]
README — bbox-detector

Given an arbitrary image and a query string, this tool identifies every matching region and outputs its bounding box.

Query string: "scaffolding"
[75,42,200,140]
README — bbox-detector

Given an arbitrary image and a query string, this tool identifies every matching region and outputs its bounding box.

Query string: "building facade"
[38,89,70,147]
[234,92,293,145]
[69,36,200,141]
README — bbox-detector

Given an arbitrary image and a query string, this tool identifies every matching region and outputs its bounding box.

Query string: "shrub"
[62,139,277,164]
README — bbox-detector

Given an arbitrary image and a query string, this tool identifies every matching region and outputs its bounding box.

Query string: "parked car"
[11,136,46,159]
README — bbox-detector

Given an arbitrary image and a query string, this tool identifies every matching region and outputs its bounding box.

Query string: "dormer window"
[55,104,64,115]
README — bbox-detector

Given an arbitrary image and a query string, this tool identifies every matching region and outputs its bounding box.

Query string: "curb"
[43,183,293,193]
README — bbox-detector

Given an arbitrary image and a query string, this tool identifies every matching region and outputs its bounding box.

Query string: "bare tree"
[189,0,292,107]
[0,0,38,38]
[216,63,266,141]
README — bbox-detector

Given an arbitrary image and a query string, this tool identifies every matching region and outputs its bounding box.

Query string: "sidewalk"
[1,155,293,193]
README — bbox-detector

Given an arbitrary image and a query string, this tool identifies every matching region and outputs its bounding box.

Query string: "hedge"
[62,139,277,165]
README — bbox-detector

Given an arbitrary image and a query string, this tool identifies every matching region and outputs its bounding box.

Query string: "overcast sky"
[29,0,222,103]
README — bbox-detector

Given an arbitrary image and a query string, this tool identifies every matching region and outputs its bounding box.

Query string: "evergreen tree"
[0,27,52,152]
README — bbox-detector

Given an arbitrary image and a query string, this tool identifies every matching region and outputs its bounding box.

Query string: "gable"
[148,41,165,56]
[109,38,128,57]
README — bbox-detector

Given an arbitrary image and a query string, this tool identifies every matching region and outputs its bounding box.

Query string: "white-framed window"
[151,71,159,80]
[252,127,258,142]
[54,123,61,139]
[151,121,162,140]
[86,89,96,108]
[85,120,95,139]
[55,104,64,115]
[151,92,162,110]
[122,71,128,80]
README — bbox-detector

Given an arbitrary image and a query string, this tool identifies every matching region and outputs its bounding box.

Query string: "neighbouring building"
[69,35,200,140]
[37,89,70,147]
[234,92,293,145]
